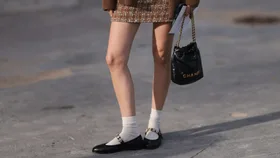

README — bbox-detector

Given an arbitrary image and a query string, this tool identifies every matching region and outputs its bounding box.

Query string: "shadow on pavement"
[166,110,280,139]
[82,111,280,158]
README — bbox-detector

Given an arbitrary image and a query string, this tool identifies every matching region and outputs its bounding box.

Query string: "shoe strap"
[116,135,125,144]
[145,128,162,138]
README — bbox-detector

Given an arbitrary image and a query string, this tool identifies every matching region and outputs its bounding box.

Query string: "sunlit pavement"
[1,1,280,158]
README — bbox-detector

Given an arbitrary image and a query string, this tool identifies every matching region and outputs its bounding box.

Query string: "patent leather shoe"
[92,135,144,154]
[143,128,163,149]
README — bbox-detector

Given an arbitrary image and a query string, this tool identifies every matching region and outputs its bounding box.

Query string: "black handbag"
[171,9,204,85]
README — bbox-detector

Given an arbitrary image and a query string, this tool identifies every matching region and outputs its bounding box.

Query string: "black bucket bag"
[171,8,204,85]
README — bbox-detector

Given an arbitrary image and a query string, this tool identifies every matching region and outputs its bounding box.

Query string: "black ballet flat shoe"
[143,128,163,149]
[92,135,144,154]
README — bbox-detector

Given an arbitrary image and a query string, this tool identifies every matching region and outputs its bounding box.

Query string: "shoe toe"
[92,144,117,154]
[144,138,161,149]
[92,144,104,153]
[92,135,144,154]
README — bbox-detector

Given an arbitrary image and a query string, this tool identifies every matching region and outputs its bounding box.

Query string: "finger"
[109,10,114,17]
[187,5,192,14]
[185,5,190,16]
[186,5,193,18]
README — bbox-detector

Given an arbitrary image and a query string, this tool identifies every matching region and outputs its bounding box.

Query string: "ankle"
[148,109,162,130]
[106,116,140,145]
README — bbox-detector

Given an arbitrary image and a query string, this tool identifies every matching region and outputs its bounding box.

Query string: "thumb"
[109,10,114,17]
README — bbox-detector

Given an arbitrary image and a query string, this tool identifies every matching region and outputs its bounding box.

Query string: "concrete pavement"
[1,0,280,158]
[0,0,79,14]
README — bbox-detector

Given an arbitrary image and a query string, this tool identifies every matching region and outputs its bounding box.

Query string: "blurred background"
[0,0,280,158]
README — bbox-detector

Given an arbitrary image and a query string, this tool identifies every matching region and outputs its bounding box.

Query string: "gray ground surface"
[1,0,280,158]
[0,0,79,14]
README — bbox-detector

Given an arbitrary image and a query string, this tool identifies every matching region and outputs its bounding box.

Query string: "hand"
[108,10,114,17]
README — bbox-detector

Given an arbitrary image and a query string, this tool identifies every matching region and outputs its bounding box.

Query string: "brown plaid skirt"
[111,0,173,23]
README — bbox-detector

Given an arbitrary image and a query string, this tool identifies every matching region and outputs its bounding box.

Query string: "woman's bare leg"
[106,22,140,116]
[152,22,174,110]
[105,22,140,145]
[146,22,174,140]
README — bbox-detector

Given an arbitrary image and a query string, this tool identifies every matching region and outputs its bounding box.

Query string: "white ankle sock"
[145,108,162,140]
[106,116,140,145]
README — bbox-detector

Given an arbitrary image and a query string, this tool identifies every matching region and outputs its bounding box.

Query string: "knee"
[105,51,127,69]
[153,48,170,66]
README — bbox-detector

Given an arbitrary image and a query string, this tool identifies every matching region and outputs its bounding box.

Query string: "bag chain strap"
[175,9,196,47]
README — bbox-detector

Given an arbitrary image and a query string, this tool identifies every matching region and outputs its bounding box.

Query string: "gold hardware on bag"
[175,8,196,47]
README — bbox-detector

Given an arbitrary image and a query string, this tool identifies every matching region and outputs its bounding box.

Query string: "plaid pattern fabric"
[111,0,172,23]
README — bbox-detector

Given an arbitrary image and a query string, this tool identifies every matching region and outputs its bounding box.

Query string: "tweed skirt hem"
[111,0,173,23]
